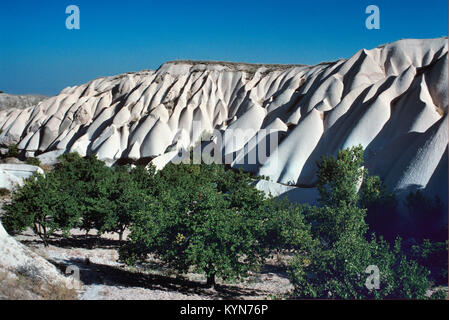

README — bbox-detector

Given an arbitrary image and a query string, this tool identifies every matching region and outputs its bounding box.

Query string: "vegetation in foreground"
[1,146,447,299]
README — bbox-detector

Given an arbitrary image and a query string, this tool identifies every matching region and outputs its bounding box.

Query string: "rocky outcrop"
[0,163,44,190]
[0,38,447,207]
[0,93,47,112]
[0,221,81,298]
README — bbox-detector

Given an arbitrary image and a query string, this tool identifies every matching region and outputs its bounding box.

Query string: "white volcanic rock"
[254,179,319,206]
[0,167,23,190]
[0,221,80,290]
[0,38,447,208]
[259,108,324,186]
[36,150,65,165]
[0,164,44,190]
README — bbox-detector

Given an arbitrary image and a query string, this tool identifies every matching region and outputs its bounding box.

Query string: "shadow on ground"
[19,234,122,250]
[50,257,279,299]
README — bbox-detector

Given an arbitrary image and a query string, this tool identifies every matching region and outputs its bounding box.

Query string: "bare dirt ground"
[14,229,294,300]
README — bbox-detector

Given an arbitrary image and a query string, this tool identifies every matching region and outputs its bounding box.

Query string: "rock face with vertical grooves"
[0,38,447,212]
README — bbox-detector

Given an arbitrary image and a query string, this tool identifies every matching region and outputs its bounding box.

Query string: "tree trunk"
[119,230,123,242]
[35,223,48,247]
[206,273,216,288]
[42,225,48,247]
[33,223,39,235]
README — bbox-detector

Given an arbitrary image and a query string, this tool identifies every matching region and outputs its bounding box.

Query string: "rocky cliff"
[0,38,447,207]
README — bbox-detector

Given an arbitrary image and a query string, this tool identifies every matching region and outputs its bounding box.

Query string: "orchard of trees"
[1,146,447,299]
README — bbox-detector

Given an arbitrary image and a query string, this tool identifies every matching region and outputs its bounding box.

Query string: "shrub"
[289,234,430,299]
[405,190,446,241]
[6,144,19,158]
[429,289,448,300]
[0,188,10,197]
[359,173,398,241]
[288,146,431,299]
[408,239,448,286]
[25,157,41,166]
[359,171,446,242]
[307,202,367,246]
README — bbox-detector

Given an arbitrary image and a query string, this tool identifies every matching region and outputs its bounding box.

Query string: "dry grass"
[0,268,78,300]
[39,164,52,174]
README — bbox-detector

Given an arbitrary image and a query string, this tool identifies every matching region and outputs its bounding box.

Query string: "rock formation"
[0,38,447,208]
[0,221,80,298]
[0,164,45,190]
[0,93,47,112]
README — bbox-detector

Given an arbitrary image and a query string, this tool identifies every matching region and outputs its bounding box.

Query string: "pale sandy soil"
[14,229,294,300]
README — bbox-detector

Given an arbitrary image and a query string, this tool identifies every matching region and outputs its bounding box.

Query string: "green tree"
[288,146,431,299]
[53,153,115,235]
[100,165,150,241]
[316,145,365,207]
[2,173,79,246]
[121,163,271,287]
[289,233,429,299]
[306,145,368,246]
[262,198,315,255]
[3,152,155,244]
[307,203,368,246]
[129,164,159,195]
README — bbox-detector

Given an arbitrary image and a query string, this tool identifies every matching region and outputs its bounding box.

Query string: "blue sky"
[0,0,447,95]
